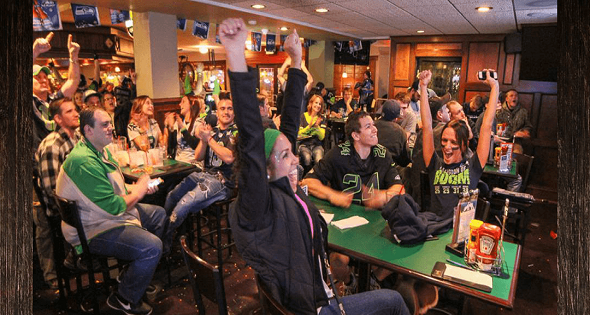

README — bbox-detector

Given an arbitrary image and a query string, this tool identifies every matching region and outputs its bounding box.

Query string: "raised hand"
[67,34,80,60]
[481,68,499,89]
[283,30,302,68]
[33,32,54,58]
[419,70,432,87]
[219,18,248,72]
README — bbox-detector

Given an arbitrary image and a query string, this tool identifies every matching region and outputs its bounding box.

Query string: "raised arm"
[59,35,81,98]
[220,18,270,222]
[33,32,53,63]
[476,70,499,168]
[418,70,435,167]
[278,31,306,153]
[301,60,314,93]
[277,56,290,89]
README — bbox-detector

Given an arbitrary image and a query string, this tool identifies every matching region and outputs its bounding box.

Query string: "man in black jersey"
[302,111,406,293]
[303,111,405,209]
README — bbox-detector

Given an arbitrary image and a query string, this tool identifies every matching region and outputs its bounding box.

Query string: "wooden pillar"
[0,0,33,314]
[558,1,590,314]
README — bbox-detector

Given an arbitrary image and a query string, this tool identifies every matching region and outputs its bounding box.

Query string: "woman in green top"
[298,94,326,171]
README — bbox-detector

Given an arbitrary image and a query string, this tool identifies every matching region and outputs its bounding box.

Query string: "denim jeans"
[299,143,324,167]
[162,172,229,253]
[33,205,57,283]
[319,289,410,315]
[88,203,166,305]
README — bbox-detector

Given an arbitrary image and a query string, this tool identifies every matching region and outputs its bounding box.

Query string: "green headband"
[264,128,281,160]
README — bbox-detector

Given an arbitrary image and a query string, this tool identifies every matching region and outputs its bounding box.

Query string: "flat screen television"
[334,40,371,65]
[519,25,557,82]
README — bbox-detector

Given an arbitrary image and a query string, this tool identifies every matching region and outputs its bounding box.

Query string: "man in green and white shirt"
[56,107,166,315]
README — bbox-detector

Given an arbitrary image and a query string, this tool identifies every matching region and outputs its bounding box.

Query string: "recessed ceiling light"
[248,20,257,25]
[251,4,266,9]
[280,26,289,31]
[476,6,492,12]
[199,46,208,54]
[417,30,425,33]
[315,8,329,13]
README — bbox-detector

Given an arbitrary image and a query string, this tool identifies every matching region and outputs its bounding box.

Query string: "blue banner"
[33,0,62,31]
[279,35,288,51]
[71,4,100,28]
[177,18,187,31]
[192,20,210,39]
[110,9,129,25]
[266,33,276,53]
[251,32,262,52]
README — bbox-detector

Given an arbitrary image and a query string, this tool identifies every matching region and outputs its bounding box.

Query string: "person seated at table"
[56,107,166,315]
[463,94,485,124]
[494,89,533,154]
[101,91,117,133]
[374,99,410,167]
[394,92,417,140]
[418,69,498,220]
[34,97,80,289]
[258,94,279,129]
[161,98,237,254]
[298,94,326,172]
[127,95,166,151]
[221,18,410,315]
[163,94,204,164]
[301,110,406,294]
[408,97,450,206]
[331,87,356,118]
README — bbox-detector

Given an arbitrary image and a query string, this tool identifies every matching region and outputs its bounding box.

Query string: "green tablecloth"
[312,197,520,307]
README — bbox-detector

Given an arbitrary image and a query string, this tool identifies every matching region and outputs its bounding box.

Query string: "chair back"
[419,170,430,212]
[180,236,228,315]
[255,273,294,315]
[513,153,534,192]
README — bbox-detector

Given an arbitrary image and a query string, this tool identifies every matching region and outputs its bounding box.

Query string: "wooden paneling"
[466,42,501,84]
[518,93,534,117]
[333,63,375,97]
[416,43,462,51]
[394,44,411,80]
[503,54,515,85]
[536,94,557,141]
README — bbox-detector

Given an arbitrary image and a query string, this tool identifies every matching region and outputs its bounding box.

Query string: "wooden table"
[120,159,198,182]
[483,161,518,179]
[312,197,522,309]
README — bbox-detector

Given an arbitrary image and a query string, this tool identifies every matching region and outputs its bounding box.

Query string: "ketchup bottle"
[477,223,501,271]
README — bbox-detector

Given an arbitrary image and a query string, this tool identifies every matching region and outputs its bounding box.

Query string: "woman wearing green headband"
[221,18,408,315]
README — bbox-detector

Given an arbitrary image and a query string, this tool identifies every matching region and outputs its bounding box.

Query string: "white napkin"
[331,216,369,229]
[319,211,334,224]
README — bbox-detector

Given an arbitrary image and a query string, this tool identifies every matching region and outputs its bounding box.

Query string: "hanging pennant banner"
[110,9,130,25]
[33,0,62,31]
[192,20,210,39]
[279,35,288,51]
[251,32,262,52]
[71,4,100,28]
[177,18,187,31]
[266,33,276,53]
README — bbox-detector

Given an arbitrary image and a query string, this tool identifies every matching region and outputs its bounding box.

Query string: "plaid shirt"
[35,128,80,216]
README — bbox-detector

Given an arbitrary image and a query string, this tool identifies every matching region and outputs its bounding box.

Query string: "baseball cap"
[407,79,419,91]
[84,89,101,103]
[381,100,401,121]
[33,65,51,76]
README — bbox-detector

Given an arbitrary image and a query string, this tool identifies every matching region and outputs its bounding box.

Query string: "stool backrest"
[180,236,228,315]
[513,153,534,192]
[255,273,294,315]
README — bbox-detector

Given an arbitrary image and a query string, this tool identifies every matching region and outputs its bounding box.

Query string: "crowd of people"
[32,17,534,315]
